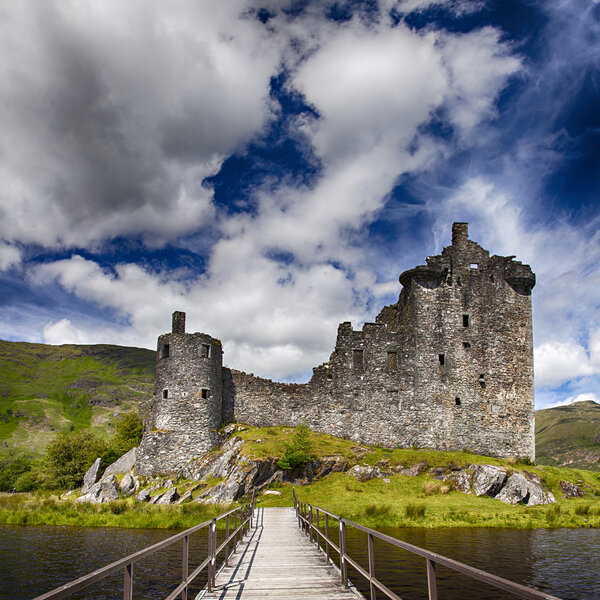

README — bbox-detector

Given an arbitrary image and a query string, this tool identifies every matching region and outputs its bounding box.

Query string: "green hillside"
[535,401,600,471]
[0,340,155,459]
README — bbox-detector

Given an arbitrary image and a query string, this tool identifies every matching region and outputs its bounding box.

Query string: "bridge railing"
[33,491,256,600]
[292,488,562,600]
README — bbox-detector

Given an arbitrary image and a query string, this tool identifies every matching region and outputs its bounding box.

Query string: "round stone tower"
[137,311,223,475]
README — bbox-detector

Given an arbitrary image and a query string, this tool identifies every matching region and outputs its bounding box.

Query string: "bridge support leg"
[123,563,133,600]
[427,559,437,600]
[181,534,189,600]
[340,520,348,588]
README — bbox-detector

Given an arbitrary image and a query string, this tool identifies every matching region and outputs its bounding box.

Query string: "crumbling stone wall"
[137,223,536,475]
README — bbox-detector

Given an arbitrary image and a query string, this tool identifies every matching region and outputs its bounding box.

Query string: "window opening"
[463,342,471,348]
[455,397,461,406]
[160,344,170,359]
[353,349,364,371]
[470,263,479,270]
[162,389,168,399]
[438,354,445,366]
[387,351,398,371]
[200,344,210,358]
[201,389,210,399]
[462,314,470,327]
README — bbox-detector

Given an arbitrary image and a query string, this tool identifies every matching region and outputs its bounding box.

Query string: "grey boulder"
[81,458,102,494]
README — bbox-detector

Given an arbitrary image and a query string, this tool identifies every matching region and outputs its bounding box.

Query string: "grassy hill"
[0,340,155,459]
[535,401,600,471]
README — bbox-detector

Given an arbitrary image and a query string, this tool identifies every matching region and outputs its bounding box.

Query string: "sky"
[0,0,598,409]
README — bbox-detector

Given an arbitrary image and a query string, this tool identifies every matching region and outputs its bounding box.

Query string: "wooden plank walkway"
[199,507,363,599]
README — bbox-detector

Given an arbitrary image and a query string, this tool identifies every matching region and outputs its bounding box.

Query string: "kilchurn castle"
[137,223,536,475]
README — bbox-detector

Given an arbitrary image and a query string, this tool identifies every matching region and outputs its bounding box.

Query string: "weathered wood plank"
[199,507,362,599]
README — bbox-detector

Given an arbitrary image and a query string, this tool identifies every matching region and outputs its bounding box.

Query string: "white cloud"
[18,4,519,378]
[0,241,21,270]
[534,341,596,388]
[0,0,281,248]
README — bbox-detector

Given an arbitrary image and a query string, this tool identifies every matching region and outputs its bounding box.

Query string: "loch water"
[1,523,599,600]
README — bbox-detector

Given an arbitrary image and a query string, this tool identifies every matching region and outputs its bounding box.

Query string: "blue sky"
[0,0,598,409]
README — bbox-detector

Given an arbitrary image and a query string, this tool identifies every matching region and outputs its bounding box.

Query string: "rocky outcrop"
[156,487,179,504]
[496,472,555,506]
[472,465,507,497]
[559,480,584,498]
[104,448,137,477]
[120,473,138,497]
[81,458,102,494]
[347,465,381,482]
[76,474,120,504]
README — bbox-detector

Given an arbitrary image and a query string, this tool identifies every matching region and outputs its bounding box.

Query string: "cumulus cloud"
[14,3,530,381]
[0,0,281,248]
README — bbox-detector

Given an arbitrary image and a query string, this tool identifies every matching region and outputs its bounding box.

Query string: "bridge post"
[208,518,216,592]
[427,559,438,600]
[233,511,238,553]
[181,534,189,600]
[316,509,320,553]
[225,515,230,566]
[309,505,313,543]
[340,519,348,588]
[325,514,330,564]
[368,532,376,600]
[123,563,133,600]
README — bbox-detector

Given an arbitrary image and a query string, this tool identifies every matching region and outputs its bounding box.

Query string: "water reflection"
[1,524,599,600]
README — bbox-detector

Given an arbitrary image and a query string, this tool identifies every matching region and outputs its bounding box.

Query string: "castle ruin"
[136,223,536,475]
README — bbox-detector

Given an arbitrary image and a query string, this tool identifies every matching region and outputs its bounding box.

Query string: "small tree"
[45,430,108,489]
[112,411,143,455]
[277,423,314,470]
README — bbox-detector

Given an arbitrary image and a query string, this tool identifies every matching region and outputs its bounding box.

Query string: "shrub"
[0,457,35,491]
[111,411,143,455]
[277,424,314,470]
[45,430,108,489]
[405,503,426,519]
[13,470,42,492]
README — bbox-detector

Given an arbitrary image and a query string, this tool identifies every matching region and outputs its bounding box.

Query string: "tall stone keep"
[136,312,223,475]
[137,223,536,476]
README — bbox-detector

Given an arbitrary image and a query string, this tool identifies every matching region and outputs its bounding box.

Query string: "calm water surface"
[1,522,599,600]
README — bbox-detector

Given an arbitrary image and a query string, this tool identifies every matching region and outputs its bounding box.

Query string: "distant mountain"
[0,340,155,459]
[535,401,600,471]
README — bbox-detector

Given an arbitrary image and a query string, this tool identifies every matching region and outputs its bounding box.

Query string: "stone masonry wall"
[137,223,536,475]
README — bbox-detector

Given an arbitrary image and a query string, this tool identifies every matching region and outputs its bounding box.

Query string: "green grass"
[0,340,155,459]
[0,491,229,529]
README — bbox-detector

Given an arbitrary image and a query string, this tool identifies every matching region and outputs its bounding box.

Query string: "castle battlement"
[136,223,535,476]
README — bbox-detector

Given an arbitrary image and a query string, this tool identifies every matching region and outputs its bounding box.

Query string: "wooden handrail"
[32,492,257,600]
[292,487,563,600]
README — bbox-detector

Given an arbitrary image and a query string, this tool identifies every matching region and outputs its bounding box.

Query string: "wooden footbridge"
[34,490,563,600]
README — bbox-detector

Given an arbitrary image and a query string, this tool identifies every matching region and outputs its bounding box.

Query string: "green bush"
[277,424,314,470]
[111,411,143,455]
[0,457,35,491]
[13,470,42,492]
[45,430,108,489]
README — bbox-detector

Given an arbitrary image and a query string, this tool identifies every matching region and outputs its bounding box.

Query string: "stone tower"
[395,222,536,458]
[136,311,223,475]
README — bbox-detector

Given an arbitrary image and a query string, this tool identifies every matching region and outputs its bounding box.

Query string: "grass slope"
[0,340,155,459]
[536,401,600,471]
[242,426,600,529]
